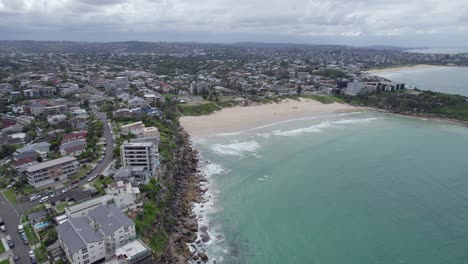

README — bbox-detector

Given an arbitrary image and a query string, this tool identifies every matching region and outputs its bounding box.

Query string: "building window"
[84,260,90,264]
[82,248,88,254]
[83,254,89,259]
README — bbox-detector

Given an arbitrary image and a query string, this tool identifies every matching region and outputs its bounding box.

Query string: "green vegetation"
[70,165,91,181]
[3,189,17,204]
[0,240,5,254]
[0,259,9,264]
[24,225,40,245]
[344,90,468,120]
[55,203,68,213]
[34,244,48,263]
[0,144,18,159]
[178,102,221,116]
[93,176,113,195]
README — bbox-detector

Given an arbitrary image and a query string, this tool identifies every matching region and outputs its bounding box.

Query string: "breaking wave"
[211,141,261,156]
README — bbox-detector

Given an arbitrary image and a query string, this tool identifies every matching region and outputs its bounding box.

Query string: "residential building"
[26,156,79,188]
[106,181,141,211]
[63,131,88,143]
[106,239,151,264]
[47,114,67,124]
[120,141,158,177]
[65,195,114,218]
[113,167,150,185]
[346,80,364,96]
[57,204,137,264]
[60,139,87,157]
[120,121,145,136]
[14,142,51,160]
[141,127,159,138]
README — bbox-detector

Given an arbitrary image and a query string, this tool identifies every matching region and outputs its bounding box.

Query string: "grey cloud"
[0,0,467,46]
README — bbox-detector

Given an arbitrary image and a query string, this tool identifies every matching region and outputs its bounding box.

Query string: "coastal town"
[0,41,468,264]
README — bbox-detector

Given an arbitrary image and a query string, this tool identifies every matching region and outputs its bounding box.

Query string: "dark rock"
[198,252,208,262]
[201,233,210,243]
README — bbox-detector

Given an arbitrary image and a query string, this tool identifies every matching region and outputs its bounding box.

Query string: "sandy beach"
[366,64,439,75]
[180,98,359,138]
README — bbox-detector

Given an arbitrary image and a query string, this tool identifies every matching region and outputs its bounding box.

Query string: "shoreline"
[177,100,468,263]
[180,98,360,138]
[365,64,441,75]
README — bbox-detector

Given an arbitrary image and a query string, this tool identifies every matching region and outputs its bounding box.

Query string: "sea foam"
[211,141,261,156]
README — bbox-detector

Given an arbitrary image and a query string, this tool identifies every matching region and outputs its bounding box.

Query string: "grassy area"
[71,165,91,181]
[3,189,17,204]
[24,224,40,245]
[34,244,48,263]
[0,259,9,264]
[93,176,113,195]
[55,202,68,213]
[178,102,221,116]
[0,240,5,254]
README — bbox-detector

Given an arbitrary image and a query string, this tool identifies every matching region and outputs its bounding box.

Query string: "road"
[0,105,116,262]
[0,192,30,263]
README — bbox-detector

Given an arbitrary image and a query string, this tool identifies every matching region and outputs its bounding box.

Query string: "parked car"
[13,255,21,264]
[6,235,14,248]
[30,256,37,264]
[62,187,71,193]
[0,224,6,232]
[29,194,41,202]
[18,224,24,233]
[22,236,29,245]
[50,192,59,198]
[0,217,3,225]
[28,251,35,258]
[39,196,49,203]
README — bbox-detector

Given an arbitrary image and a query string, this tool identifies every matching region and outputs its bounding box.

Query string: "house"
[127,97,147,108]
[28,210,49,225]
[60,139,87,157]
[112,108,132,118]
[14,142,51,160]
[113,167,150,185]
[141,127,159,139]
[71,115,89,130]
[47,114,67,124]
[106,181,141,211]
[57,204,137,264]
[106,239,151,264]
[120,121,144,136]
[63,131,87,143]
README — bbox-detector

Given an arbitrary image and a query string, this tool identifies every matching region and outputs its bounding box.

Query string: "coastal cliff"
[156,130,205,263]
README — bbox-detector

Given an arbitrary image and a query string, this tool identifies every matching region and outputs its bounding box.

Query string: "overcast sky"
[1,0,468,47]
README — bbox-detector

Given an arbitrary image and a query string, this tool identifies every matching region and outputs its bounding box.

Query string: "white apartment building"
[58,204,137,264]
[106,181,141,211]
[346,80,364,96]
[121,141,158,177]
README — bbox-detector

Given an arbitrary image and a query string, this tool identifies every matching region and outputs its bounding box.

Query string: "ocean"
[372,66,468,97]
[192,111,468,264]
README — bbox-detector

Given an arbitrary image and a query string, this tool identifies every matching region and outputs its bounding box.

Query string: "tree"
[297,86,303,95]
[0,145,17,159]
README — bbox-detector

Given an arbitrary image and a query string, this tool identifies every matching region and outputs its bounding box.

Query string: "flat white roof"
[26,156,76,172]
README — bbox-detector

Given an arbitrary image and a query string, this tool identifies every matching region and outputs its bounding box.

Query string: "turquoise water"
[373,66,468,96]
[194,111,468,264]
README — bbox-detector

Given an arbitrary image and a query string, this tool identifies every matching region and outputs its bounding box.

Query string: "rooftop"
[26,156,77,172]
